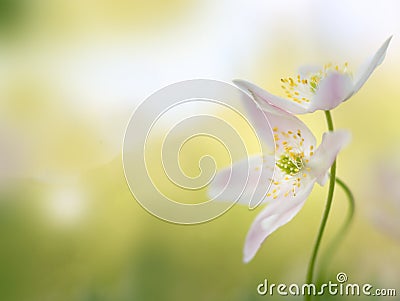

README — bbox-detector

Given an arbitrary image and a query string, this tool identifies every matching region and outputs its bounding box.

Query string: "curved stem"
[318,177,355,280]
[304,110,336,301]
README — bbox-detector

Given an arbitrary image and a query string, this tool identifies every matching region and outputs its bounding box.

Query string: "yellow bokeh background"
[0,0,399,300]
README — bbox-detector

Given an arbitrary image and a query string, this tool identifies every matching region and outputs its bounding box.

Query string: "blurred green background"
[0,0,399,300]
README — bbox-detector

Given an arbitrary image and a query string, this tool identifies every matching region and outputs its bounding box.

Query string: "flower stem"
[318,177,355,280]
[304,110,336,301]
[324,109,334,131]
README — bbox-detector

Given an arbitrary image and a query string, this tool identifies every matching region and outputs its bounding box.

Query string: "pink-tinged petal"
[237,81,317,156]
[310,72,353,111]
[351,36,392,96]
[208,155,274,207]
[243,180,315,262]
[233,79,310,114]
[317,173,329,187]
[308,130,351,185]
[239,91,275,149]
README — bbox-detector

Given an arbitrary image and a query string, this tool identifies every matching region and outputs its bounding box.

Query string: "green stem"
[324,110,334,132]
[304,110,336,301]
[318,177,355,280]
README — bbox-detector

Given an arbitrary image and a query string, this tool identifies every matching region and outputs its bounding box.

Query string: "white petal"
[298,65,321,78]
[207,155,274,207]
[243,180,315,263]
[238,90,275,149]
[317,173,329,186]
[351,36,392,96]
[310,72,353,111]
[262,105,317,156]
[236,80,317,158]
[233,79,310,114]
[308,130,351,185]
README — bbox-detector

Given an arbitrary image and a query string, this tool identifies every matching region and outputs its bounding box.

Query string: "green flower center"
[276,153,304,176]
[309,74,321,93]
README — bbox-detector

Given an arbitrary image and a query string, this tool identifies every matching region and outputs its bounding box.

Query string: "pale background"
[0,0,399,300]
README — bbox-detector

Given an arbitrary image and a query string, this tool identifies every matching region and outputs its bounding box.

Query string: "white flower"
[208,100,350,262]
[233,36,392,114]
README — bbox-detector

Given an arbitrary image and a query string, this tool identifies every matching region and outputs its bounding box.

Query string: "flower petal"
[239,90,275,149]
[255,103,317,159]
[308,130,351,185]
[351,36,392,96]
[243,180,315,263]
[310,72,353,111]
[207,155,274,207]
[237,84,317,155]
[233,79,310,114]
[298,65,321,78]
